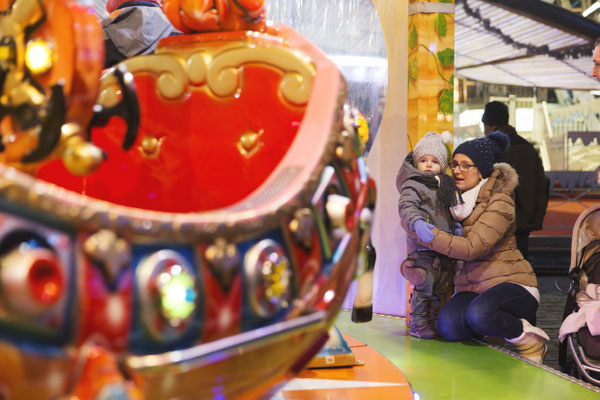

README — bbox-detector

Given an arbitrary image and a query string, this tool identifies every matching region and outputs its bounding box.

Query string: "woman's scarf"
[450,178,487,221]
[411,173,463,209]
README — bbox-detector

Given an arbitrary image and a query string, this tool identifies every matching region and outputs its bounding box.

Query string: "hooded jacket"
[421,163,538,293]
[397,152,456,254]
[496,125,549,232]
[102,2,181,68]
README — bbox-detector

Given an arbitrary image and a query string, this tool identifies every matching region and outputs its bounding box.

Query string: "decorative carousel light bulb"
[323,290,335,303]
[29,259,62,305]
[136,250,198,339]
[264,257,290,301]
[244,239,292,316]
[1,246,65,315]
[25,39,53,74]
[159,268,196,322]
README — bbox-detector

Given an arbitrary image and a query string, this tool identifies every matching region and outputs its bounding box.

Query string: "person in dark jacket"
[481,101,549,259]
[102,0,181,68]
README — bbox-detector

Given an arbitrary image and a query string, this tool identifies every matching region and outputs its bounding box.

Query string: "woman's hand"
[413,219,435,242]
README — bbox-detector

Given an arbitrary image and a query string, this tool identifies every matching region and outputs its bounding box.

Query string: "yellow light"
[354,111,369,143]
[264,260,290,299]
[159,272,196,321]
[0,46,12,62]
[25,39,53,75]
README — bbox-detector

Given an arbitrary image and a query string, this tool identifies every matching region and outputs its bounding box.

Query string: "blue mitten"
[413,219,435,242]
[453,224,463,237]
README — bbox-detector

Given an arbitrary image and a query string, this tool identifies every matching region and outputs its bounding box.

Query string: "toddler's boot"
[409,321,436,339]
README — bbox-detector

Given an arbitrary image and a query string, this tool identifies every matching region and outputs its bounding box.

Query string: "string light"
[458,0,594,60]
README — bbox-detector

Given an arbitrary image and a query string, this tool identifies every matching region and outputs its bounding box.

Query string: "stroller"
[559,203,600,385]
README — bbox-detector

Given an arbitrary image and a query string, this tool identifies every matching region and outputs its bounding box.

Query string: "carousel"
[1,0,600,399]
[0,0,376,398]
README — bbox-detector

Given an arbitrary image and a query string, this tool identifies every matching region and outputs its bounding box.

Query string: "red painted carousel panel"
[200,247,243,342]
[288,227,323,298]
[76,257,133,352]
[38,65,306,212]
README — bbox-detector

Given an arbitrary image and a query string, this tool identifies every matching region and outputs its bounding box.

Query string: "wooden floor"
[274,332,414,399]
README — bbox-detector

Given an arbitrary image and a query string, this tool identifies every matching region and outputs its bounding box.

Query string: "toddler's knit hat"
[453,131,510,178]
[413,131,453,172]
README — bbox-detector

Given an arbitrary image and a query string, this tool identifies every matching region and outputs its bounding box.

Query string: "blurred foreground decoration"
[0,0,375,398]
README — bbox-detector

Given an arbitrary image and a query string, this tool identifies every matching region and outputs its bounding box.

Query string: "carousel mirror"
[265,0,388,151]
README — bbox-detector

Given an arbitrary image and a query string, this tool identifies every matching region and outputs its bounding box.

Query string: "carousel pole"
[366,0,409,316]
[405,0,455,321]
[367,0,455,318]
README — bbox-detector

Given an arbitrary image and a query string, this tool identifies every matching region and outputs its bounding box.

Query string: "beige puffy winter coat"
[422,163,538,294]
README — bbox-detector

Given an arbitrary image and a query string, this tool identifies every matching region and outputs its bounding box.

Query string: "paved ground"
[499,274,569,371]
[537,274,571,371]
[527,239,572,371]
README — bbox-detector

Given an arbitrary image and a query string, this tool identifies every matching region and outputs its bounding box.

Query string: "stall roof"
[456,0,600,90]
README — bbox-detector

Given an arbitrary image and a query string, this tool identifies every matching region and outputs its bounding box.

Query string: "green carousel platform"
[332,311,599,400]
[274,310,599,399]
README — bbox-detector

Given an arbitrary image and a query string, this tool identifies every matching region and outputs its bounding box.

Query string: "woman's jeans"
[436,282,538,341]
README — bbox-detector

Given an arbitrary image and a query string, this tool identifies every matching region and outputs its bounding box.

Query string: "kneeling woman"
[415,131,549,364]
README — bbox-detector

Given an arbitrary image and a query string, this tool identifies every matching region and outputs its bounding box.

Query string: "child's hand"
[413,219,435,242]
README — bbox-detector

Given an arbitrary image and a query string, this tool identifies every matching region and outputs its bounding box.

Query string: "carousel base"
[273,311,600,400]
[274,327,413,399]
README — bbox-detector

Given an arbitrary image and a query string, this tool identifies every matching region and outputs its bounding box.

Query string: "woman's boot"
[506,319,549,364]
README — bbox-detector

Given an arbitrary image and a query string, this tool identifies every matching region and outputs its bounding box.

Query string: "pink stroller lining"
[559,283,600,342]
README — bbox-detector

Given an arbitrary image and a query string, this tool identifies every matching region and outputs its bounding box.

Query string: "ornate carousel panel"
[0,0,375,398]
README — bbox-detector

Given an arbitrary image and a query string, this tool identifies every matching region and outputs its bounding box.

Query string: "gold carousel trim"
[98,55,189,103]
[205,46,315,105]
[98,44,315,105]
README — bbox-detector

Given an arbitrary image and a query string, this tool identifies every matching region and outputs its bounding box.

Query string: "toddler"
[396,131,461,338]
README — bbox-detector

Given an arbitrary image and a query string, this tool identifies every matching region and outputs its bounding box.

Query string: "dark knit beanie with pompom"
[453,131,510,178]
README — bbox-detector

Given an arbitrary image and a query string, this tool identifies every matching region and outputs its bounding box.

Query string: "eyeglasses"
[450,162,477,172]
